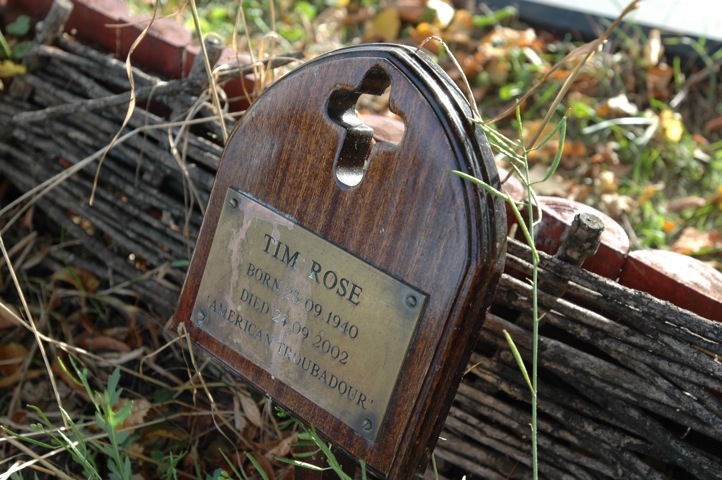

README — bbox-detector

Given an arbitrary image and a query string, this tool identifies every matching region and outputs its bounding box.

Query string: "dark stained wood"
[174,44,506,478]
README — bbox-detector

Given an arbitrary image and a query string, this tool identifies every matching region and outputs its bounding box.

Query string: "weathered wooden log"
[0,8,721,479]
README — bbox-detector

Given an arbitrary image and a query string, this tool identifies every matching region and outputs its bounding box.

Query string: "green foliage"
[244,452,270,480]
[472,6,517,28]
[3,358,137,479]
[273,408,369,480]
[6,15,31,36]
[129,0,336,46]
[454,109,568,480]
[1,14,33,61]
[18,404,102,479]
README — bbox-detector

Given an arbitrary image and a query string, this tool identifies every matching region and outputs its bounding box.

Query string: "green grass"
[3,1,721,479]
[3,359,134,480]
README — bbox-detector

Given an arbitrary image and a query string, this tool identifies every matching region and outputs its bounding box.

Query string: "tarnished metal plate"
[191,189,427,440]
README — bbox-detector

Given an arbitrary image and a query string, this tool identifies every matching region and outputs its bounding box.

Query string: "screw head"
[228,197,239,208]
[405,294,418,308]
[362,418,372,431]
[196,310,207,325]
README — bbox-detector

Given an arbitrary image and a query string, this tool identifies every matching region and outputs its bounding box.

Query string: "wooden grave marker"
[174,44,506,478]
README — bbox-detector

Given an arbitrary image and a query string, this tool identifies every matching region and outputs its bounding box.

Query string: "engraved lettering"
[337,277,349,298]
[308,260,322,283]
[247,262,281,292]
[239,287,271,316]
[208,297,272,346]
[323,270,338,289]
[196,192,429,439]
[272,341,371,411]
[277,341,293,360]
[307,259,363,306]
[262,232,275,254]
[281,244,300,269]
[348,284,362,306]
[263,234,299,269]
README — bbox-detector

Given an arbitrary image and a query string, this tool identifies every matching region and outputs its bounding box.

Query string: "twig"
[0,235,66,429]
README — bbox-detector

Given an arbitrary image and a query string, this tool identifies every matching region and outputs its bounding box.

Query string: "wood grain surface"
[174,44,506,478]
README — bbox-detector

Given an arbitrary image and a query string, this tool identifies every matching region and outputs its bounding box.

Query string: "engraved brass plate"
[192,189,427,440]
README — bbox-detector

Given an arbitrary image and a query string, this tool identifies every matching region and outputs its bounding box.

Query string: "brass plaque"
[192,189,427,440]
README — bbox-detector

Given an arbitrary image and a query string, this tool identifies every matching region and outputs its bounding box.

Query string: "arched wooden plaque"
[174,44,506,478]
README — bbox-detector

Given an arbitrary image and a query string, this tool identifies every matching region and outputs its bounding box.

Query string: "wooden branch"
[1,23,720,479]
[506,238,722,356]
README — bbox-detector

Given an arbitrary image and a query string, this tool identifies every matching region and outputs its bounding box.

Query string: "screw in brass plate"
[228,197,239,209]
[405,294,418,308]
[362,419,373,431]
[196,310,208,326]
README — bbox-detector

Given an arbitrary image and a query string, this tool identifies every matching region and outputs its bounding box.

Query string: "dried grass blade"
[89,1,160,205]
[0,233,66,428]
[188,0,228,143]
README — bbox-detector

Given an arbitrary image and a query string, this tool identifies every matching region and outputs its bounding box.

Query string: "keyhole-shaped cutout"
[327,67,403,189]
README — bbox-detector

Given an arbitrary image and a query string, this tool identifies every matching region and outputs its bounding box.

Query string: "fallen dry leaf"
[363,7,401,42]
[591,143,620,165]
[0,342,28,377]
[523,118,558,146]
[457,52,483,80]
[0,302,23,329]
[426,0,456,28]
[0,369,44,389]
[598,93,639,117]
[409,22,443,53]
[527,163,574,196]
[484,56,510,85]
[600,193,634,217]
[240,392,264,429]
[704,115,722,132]
[119,397,152,430]
[642,29,664,67]
[646,63,673,100]
[563,140,588,159]
[266,433,298,458]
[51,267,101,293]
[667,196,706,212]
[233,393,248,432]
[672,227,722,255]
[446,9,474,38]
[75,334,132,353]
[637,182,664,205]
[479,26,537,63]
[660,109,684,143]
[598,171,619,194]
[248,453,275,480]
[662,219,677,233]
[396,0,425,23]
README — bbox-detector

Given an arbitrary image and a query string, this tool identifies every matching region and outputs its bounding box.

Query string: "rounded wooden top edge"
[226,43,507,270]
[331,43,507,264]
